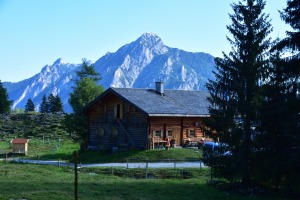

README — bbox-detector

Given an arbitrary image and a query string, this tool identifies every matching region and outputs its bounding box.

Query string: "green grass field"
[0,138,290,200]
[0,162,283,200]
[0,137,202,163]
[76,148,202,164]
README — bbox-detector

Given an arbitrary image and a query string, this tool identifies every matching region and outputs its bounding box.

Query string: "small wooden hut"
[11,138,29,155]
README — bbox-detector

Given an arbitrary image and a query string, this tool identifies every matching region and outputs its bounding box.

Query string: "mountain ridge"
[3,33,215,112]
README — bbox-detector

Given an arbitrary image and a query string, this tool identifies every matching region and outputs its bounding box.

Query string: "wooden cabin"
[82,82,210,151]
[11,138,29,155]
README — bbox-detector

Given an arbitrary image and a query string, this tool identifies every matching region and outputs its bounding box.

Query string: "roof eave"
[148,114,210,117]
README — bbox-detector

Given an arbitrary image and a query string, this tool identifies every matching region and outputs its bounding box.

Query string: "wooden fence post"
[200,159,202,169]
[73,151,78,200]
[145,161,148,179]
[174,160,176,169]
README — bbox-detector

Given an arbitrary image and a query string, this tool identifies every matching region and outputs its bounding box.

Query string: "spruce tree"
[53,95,64,113]
[257,0,300,193]
[25,98,35,112]
[0,80,12,114]
[39,94,49,113]
[48,93,55,113]
[204,0,272,185]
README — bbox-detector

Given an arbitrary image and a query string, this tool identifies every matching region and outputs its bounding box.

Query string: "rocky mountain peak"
[5,33,215,113]
[52,58,65,66]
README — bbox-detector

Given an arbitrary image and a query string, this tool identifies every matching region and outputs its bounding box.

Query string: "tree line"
[202,0,299,196]
[25,93,64,113]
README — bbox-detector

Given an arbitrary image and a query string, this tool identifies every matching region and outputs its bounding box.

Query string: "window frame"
[114,103,123,119]
[166,129,173,138]
[96,127,104,137]
[189,129,196,137]
[110,127,118,137]
[153,129,163,138]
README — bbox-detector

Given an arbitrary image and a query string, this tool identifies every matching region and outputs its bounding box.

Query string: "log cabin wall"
[149,117,205,147]
[181,117,205,144]
[87,94,148,151]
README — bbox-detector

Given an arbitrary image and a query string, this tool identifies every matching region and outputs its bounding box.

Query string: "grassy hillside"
[76,148,202,163]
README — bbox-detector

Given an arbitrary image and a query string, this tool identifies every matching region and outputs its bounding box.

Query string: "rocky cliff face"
[4,33,215,112]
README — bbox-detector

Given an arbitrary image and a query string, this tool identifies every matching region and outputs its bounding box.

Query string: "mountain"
[4,59,79,112]
[3,33,215,112]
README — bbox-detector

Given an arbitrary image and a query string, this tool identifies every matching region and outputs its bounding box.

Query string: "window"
[111,128,118,137]
[167,129,172,138]
[114,104,123,119]
[96,128,104,137]
[153,130,163,137]
[189,129,196,137]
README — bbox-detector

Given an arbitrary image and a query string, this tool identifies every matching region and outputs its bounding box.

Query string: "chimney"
[155,81,164,95]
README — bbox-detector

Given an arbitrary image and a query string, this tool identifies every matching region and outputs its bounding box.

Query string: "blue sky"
[0,0,290,82]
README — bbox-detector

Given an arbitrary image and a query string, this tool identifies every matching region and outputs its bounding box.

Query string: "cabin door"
[173,127,181,146]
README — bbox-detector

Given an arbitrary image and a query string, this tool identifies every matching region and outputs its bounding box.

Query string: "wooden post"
[145,161,148,179]
[174,160,176,169]
[73,151,78,200]
[200,159,202,169]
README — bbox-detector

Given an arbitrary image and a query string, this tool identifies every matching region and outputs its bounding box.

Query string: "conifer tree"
[65,58,104,142]
[25,98,35,112]
[204,0,272,185]
[48,93,55,113]
[53,95,64,113]
[75,58,101,83]
[39,94,49,113]
[0,80,12,114]
[257,0,300,193]
[69,58,104,113]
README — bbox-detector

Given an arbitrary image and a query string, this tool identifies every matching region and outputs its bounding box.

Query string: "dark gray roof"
[88,87,209,117]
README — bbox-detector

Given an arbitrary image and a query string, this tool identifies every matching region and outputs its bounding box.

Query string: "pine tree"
[204,0,272,185]
[39,94,49,113]
[0,80,12,114]
[48,93,55,113]
[53,95,64,113]
[257,0,300,193]
[69,59,104,113]
[75,58,101,83]
[25,98,35,112]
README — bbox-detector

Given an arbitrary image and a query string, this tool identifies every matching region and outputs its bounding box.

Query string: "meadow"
[0,112,291,200]
[0,162,284,200]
